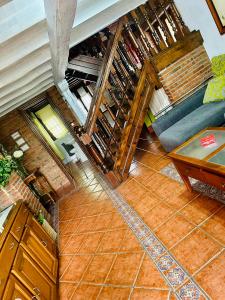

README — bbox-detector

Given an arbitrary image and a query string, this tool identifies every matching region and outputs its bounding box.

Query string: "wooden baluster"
[93,131,107,153]
[108,88,129,117]
[98,114,112,139]
[93,131,116,160]
[104,103,121,128]
[129,10,156,57]
[112,61,135,99]
[123,16,145,63]
[100,113,120,143]
[168,0,190,36]
[158,0,179,40]
[112,59,127,88]
[109,71,133,105]
[74,126,109,173]
[117,42,138,83]
[139,5,166,51]
[104,86,128,158]
[96,119,111,142]
[109,71,125,93]
[114,54,135,87]
[147,1,174,46]
[118,40,138,72]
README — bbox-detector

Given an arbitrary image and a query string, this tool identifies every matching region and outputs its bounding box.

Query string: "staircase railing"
[74,0,191,186]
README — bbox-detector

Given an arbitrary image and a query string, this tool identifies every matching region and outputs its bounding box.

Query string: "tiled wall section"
[0,87,73,193]
[159,46,213,102]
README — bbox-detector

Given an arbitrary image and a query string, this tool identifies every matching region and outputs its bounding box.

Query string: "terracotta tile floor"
[58,136,225,299]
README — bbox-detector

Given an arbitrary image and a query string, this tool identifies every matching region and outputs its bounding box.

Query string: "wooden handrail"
[85,19,124,135]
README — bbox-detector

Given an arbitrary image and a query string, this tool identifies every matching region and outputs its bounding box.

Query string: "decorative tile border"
[96,173,210,300]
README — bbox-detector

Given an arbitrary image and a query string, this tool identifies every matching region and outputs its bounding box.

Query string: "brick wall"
[0,88,73,194]
[159,46,213,102]
[0,172,51,223]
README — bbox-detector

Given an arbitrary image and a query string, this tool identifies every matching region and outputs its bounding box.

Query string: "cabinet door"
[12,247,57,300]
[11,204,29,242]
[3,274,36,300]
[20,227,58,282]
[26,215,57,255]
[0,234,18,298]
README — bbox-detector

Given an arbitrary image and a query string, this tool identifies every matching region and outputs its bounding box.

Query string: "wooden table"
[168,127,225,192]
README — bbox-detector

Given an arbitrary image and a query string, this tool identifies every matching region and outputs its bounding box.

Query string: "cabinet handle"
[31,296,38,300]
[41,240,47,247]
[16,226,21,232]
[9,242,15,250]
[33,287,41,296]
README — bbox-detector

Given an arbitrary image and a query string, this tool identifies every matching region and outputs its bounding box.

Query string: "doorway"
[24,99,88,183]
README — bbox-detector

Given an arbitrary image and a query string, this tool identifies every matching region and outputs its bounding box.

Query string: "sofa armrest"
[152,85,207,136]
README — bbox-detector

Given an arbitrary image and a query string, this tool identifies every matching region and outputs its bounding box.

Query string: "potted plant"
[0,155,18,188]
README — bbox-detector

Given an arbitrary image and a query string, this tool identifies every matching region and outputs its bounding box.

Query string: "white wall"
[175,0,225,59]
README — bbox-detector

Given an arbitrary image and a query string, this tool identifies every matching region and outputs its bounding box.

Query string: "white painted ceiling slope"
[0,0,146,117]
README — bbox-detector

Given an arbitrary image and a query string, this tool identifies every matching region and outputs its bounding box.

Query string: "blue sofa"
[152,85,225,152]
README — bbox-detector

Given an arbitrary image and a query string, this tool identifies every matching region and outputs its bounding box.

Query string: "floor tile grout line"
[191,248,224,278]
[59,254,74,281]
[130,178,201,232]
[68,252,98,300]
[197,227,225,248]
[60,250,144,256]
[96,173,211,300]
[197,204,225,227]
[59,226,127,239]
[135,146,167,158]
[131,174,197,209]
[133,159,162,174]
[168,226,198,252]
[60,280,171,290]
[161,163,225,206]
[100,253,118,296]
[96,174,182,297]
[59,210,118,223]
[132,176,225,241]
[167,289,173,300]
[128,252,146,300]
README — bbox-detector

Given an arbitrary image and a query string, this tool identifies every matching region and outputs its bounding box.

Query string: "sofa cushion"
[203,75,225,104]
[152,85,207,136]
[159,101,225,152]
[212,54,225,77]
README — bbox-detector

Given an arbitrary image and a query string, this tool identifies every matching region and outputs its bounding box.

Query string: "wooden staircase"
[72,0,196,187]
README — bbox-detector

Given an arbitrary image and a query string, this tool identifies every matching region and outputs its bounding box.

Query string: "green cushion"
[203,75,225,104]
[211,54,225,77]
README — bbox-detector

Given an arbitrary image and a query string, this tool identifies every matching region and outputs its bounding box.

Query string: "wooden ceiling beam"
[44,0,77,83]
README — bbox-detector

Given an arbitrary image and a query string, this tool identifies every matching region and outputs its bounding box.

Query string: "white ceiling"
[0,0,146,117]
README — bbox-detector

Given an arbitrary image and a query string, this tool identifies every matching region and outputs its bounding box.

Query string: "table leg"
[173,161,193,192]
[178,172,192,192]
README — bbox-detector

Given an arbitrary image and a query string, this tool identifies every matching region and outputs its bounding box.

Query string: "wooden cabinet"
[11,204,29,242]
[12,247,57,300]
[26,215,57,255]
[20,226,58,282]
[3,275,35,300]
[0,233,18,298]
[0,201,58,299]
